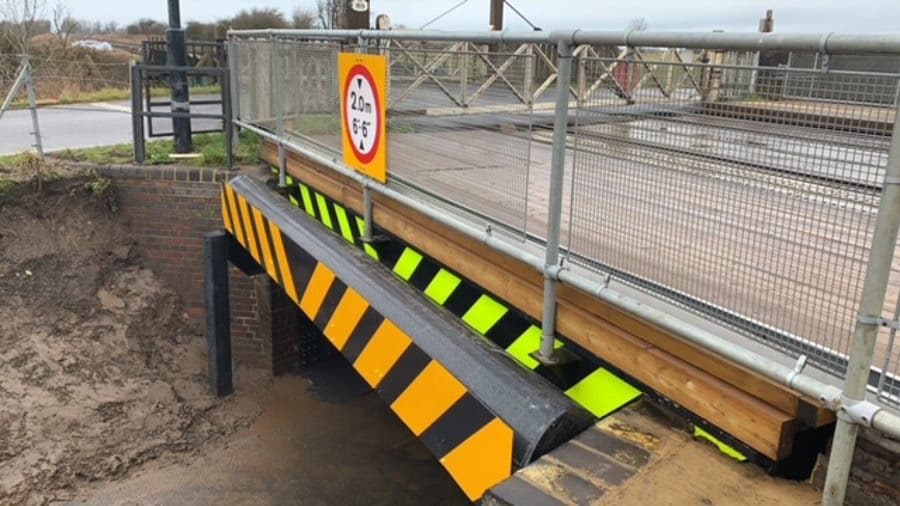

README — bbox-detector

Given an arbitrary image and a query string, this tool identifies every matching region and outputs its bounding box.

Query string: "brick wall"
[813,429,900,505]
[256,277,304,375]
[96,164,272,368]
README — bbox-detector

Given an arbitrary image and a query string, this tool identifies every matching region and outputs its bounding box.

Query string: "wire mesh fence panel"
[233,37,537,236]
[564,53,895,380]
[382,40,535,236]
[785,52,900,105]
[276,40,341,151]
[235,39,276,126]
[876,242,900,407]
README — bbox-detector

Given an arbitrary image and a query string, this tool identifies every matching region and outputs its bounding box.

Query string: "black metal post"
[490,0,504,30]
[167,0,192,153]
[346,0,370,29]
[131,64,146,164]
[222,68,234,169]
[204,230,233,397]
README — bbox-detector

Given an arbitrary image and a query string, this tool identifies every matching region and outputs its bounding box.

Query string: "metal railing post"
[537,39,574,362]
[0,60,27,121]
[460,42,469,107]
[576,47,587,104]
[822,103,900,505]
[222,67,234,169]
[131,64,146,164]
[523,43,534,105]
[357,34,377,239]
[23,57,42,157]
[270,34,286,188]
[227,35,241,146]
[362,183,374,243]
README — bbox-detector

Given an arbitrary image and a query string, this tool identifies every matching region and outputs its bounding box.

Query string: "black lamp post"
[167,0,192,153]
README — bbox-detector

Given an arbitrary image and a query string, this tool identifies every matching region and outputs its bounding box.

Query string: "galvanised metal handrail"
[230,28,900,55]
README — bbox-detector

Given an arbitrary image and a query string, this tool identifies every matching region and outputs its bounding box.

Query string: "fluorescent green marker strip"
[461,295,508,334]
[566,369,642,419]
[424,269,462,305]
[393,248,423,281]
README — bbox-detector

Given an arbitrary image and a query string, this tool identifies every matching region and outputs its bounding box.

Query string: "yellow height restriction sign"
[339,53,388,183]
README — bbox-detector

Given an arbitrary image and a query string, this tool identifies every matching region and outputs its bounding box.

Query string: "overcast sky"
[65,1,900,33]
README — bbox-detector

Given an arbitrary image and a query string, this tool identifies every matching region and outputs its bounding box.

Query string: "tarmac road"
[0,97,224,156]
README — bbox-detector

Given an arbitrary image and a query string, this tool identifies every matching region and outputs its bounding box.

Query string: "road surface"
[0,98,223,155]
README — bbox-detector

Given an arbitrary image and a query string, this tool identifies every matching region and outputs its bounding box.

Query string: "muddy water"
[76,357,468,505]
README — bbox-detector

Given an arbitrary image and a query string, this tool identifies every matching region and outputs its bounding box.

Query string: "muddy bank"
[0,178,264,504]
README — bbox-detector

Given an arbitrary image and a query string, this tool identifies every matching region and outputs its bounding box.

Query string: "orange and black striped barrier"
[215,175,594,501]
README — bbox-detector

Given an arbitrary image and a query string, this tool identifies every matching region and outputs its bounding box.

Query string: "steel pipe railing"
[538,39,574,362]
[230,28,900,55]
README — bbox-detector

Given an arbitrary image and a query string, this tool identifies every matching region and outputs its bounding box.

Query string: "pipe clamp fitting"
[837,397,882,427]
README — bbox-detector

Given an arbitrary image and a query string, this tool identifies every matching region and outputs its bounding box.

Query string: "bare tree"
[228,8,289,30]
[52,0,77,52]
[626,17,649,32]
[316,0,346,29]
[125,18,166,36]
[292,7,316,29]
[0,0,48,54]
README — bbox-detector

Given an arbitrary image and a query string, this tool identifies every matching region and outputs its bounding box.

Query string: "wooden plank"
[559,283,837,429]
[264,142,830,457]
[553,293,793,458]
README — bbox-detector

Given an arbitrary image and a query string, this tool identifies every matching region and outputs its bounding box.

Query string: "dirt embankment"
[0,178,263,505]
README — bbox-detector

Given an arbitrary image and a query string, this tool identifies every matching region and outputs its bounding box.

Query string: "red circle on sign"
[343,64,382,165]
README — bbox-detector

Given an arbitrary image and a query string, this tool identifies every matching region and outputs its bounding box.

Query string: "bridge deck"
[263,140,842,467]
[293,112,898,378]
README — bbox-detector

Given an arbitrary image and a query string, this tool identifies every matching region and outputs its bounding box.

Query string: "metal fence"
[784,52,900,105]
[567,53,897,397]
[236,38,540,234]
[130,64,234,167]
[232,33,900,401]
[229,29,900,504]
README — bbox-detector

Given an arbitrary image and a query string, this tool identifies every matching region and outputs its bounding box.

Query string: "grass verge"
[48,131,260,166]
[0,131,258,205]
